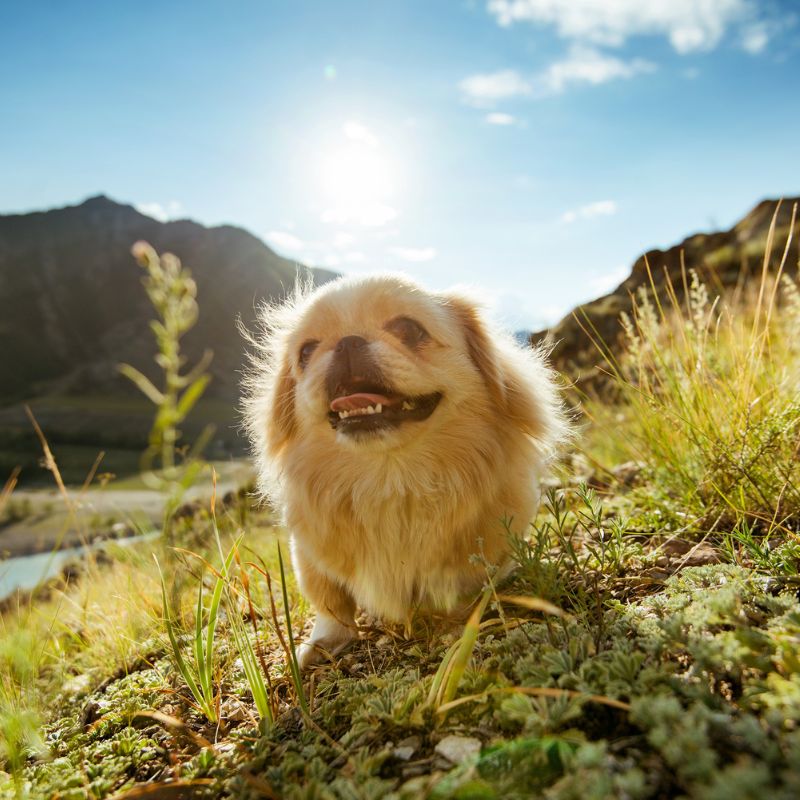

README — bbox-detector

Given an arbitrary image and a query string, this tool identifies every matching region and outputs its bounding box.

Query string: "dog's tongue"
[330,392,391,412]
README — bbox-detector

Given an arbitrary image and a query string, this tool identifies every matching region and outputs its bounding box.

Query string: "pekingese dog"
[243,274,567,667]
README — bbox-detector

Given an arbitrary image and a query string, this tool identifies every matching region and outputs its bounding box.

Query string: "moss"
[5,515,800,799]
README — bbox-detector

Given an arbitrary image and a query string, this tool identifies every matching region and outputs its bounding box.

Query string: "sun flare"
[318,124,398,227]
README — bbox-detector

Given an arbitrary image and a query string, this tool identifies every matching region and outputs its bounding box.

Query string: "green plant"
[209,495,274,727]
[0,630,45,795]
[0,699,44,795]
[427,587,491,715]
[118,241,214,530]
[721,519,800,576]
[227,566,274,726]
[583,206,800,540]
[511,485,638,648]
[156,541,235,724]
[276,543,309,715]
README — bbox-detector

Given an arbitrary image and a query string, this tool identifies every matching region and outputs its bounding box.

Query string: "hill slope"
[535,197,799,381]
[0,196,334,480]
[0,195,334,402]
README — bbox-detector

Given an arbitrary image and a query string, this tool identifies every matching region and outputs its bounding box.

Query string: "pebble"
[434,735,482,764]
[393,735,421,761]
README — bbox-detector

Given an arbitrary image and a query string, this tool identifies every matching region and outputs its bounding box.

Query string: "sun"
[317,124,398,227]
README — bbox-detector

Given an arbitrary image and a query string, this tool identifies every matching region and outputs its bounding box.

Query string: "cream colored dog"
[244,274,567,668]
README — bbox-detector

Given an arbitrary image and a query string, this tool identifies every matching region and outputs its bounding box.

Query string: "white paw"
[297,614,355,669]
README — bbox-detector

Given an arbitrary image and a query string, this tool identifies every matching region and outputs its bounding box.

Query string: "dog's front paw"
[297,614,356,669]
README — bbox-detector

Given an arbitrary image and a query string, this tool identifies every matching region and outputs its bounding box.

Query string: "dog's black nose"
[327,335,384,400]
[335,335,367,353]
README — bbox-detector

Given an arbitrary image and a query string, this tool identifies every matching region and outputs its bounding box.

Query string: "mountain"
[534,197,800,383]
[3,193,797,483]
[0,196,335,482]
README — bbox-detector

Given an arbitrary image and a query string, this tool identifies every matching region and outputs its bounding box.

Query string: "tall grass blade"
[435,587,492,713]
[277,542,309,715]
[155,555,215,722]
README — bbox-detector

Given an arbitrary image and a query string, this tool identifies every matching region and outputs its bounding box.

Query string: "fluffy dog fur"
[243,274,567,667]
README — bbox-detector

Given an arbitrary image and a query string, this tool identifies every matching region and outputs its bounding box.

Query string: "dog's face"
[248,273,559,472]
[275,275,485,449]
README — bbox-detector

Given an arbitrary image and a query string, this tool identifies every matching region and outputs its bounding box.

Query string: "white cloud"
[485,112,517,125]
[135,200,183,222]
[561,200,618,223]
[588,266,629,295]
[321,203,397,227]
[342,251,367,264]
[266,230,306,252]
[462,47,653,106]
[740,22,769,53]
[343,120,379,148]
[541,45,654,93]
[487,0,759,54]
[459,69,532,106]
[389,246,438,263]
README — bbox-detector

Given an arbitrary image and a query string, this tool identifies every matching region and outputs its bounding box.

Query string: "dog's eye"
[298,340,319,369]
[385,317,429,348]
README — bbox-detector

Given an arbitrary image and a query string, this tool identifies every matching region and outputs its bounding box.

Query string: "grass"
[581,207,800,538]
[3,468,800,798]
[2,228,800,797]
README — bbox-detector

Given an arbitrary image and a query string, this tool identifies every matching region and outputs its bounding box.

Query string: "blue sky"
[2,1,798,329]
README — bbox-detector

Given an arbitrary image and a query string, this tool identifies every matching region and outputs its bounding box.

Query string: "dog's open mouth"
[327,386,442,434]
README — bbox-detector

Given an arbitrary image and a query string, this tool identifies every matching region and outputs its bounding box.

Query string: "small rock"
[110,522,132,538]
[680,544,720,567]
[402,762,434,779]
[434,735,482,765]
[80,700,101,729]
[662,538,720,566]
[63,673,92,696]
[393,736,421,761]
[222,701,249,722]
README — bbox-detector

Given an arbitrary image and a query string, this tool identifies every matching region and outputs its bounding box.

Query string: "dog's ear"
[448,295,558,441]
[266,352,298,456]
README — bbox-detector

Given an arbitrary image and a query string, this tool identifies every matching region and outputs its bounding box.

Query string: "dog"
[243,273,567,667]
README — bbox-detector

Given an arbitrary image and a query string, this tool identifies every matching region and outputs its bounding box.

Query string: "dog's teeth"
[338,410,346,419]
[402,400,415,411]
[366,405,375,415]
[375,403,382,413]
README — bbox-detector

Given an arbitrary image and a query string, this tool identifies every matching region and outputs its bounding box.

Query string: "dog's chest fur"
[281,428,540,621]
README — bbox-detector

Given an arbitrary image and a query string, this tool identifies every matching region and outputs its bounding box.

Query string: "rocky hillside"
[0,196,334,480]
[0,195,334,402]
[535,197,799,382]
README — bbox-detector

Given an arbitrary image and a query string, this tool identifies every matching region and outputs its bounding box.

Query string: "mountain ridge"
[0,194,334,403]
[0,195,335,480]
